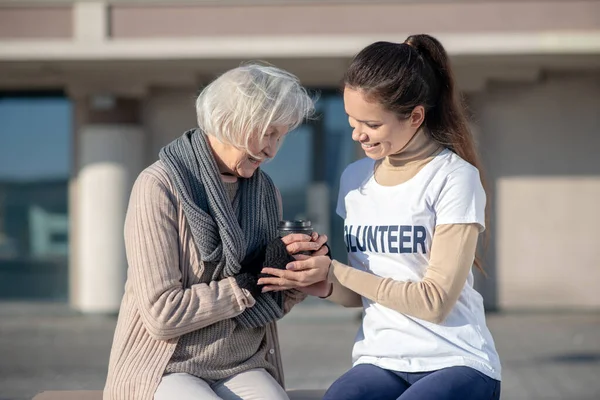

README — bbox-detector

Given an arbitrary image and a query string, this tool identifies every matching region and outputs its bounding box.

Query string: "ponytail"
[344,34,488,273]
[403,35,482,175]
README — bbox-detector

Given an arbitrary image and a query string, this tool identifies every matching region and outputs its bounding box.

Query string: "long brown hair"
[343,34,488,273]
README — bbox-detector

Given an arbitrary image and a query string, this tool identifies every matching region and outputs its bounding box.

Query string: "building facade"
[1,0,599,312]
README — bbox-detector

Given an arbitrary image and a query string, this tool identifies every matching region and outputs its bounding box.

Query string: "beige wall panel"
[110,1,600,38]
[0,6,72,39]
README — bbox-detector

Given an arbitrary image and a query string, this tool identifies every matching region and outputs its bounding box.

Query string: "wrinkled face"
[344,87,423,160]
[208,125,288,180]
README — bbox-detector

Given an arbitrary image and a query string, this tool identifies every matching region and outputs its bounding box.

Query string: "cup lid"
[278,220,312,229]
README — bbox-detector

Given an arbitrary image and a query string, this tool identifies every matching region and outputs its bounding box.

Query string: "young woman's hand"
[281,232,328,256]
[258,254,331,292]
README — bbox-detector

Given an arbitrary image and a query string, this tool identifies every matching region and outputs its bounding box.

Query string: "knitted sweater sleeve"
[124,170,254,341]
[327,224,479,324]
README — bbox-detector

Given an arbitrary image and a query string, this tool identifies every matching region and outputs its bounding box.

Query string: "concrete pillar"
[72,96,145,313]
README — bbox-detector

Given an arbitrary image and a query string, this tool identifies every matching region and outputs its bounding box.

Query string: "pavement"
[0,298,599,400]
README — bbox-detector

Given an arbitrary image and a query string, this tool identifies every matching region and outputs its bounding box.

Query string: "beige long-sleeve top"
[104,161,305,400]
[326,129,481,324]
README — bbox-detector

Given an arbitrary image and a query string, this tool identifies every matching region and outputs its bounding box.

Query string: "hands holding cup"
[257,220,332,297]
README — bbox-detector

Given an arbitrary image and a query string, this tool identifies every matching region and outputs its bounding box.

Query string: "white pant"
[154,369,290,400]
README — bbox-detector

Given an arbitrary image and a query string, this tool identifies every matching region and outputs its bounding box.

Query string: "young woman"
[259,34,502,400]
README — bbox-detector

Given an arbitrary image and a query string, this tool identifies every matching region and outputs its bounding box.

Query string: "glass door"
[0,92,72,300]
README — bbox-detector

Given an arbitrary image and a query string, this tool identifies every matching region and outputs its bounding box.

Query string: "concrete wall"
[474,72,600,310]
[143,88,197,165]
[3,2,600,64]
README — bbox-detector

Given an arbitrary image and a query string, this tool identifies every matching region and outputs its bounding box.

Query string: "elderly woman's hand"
[258,254,331,293]
[282,232,328,256]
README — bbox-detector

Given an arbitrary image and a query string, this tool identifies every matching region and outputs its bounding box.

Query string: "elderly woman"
[103,64,328,400]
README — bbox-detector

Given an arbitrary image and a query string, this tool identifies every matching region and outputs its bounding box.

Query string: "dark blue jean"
[323,363,501,400]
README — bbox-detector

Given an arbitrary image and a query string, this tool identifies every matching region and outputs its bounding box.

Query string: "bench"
[32,389,326,399]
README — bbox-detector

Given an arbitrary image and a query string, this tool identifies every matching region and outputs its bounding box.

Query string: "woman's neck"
[206,134,239,183]
[383,128,441,169]
[220,173,239,183]
[374,128,443,186]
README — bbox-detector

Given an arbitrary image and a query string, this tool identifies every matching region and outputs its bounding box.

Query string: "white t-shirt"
[336,148,501,380]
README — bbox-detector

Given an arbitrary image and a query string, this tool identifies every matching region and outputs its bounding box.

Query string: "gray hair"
[196,63,315,158]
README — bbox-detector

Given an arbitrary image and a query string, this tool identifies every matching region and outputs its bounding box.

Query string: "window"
[262,91,356,260]
[0,93,71,300]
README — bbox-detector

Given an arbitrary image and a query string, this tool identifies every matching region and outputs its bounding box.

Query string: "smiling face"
[196,64,315,182]
[207,125,288,180]
[344,87,424,160]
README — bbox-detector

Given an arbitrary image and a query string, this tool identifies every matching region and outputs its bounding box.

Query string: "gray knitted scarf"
[159,129,284,329]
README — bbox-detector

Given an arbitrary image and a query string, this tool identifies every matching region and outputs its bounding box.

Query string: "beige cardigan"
[104,161,306,400]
